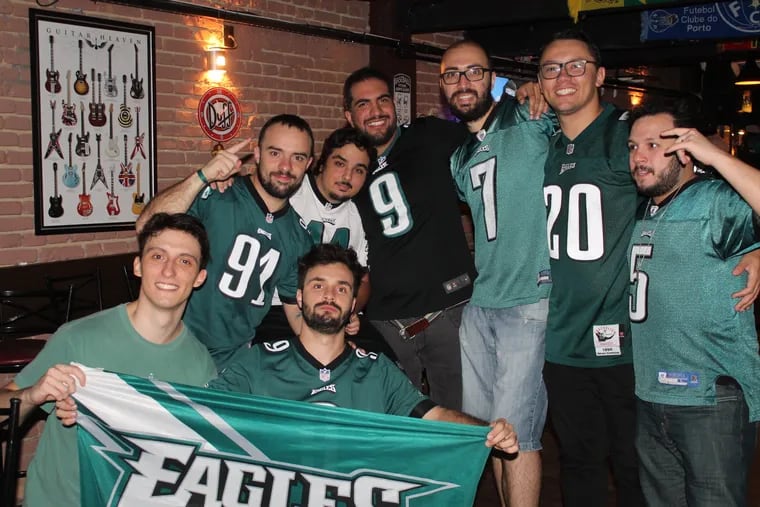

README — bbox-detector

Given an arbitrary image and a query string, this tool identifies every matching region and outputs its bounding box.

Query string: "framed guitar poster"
[30,9,156,234]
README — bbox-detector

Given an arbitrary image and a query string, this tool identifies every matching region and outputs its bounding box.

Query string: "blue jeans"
[460,301,548,451]
[636,383,758,507]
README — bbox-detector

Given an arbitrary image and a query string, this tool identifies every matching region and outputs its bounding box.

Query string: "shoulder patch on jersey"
[618,111,630,121]
[263,340,290,353]
[354,348,378,360]
[200,186,213,200]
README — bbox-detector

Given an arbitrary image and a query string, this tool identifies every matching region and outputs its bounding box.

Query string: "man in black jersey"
[341,67,475,411]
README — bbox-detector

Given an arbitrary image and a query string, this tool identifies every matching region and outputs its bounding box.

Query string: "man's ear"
[344,109,354,127]
[253,145,261,166]
[193,269,208,288]
[133,256,142,278]
[296,289,303,310]
[595,66,606,88]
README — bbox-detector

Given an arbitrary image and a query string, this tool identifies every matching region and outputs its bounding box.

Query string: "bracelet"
[196,169,209,185]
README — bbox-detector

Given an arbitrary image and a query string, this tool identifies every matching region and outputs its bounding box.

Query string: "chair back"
[46,269,103,323]
[0,398,22,507]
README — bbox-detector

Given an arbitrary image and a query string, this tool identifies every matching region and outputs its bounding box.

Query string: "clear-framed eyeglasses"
[440,67,492,85]
[539,59,597,80]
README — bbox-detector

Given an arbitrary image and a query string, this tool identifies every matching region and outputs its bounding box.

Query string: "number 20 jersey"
[186,175,313,368]
[352,117,475,319]
[543,104,638,367]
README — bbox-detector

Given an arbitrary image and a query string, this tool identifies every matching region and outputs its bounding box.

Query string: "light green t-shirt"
[14,304,216,507]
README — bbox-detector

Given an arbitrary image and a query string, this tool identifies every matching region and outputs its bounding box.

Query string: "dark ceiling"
[402,0,756,95]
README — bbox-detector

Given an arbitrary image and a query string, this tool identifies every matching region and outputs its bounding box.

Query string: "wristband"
[196,169,209,185]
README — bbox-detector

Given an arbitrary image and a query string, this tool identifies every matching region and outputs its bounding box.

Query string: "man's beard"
[635,157,681,198]
[302,302,351,335]
[360,118,396,148]
[257,165,301,199]
[449,89,494,123]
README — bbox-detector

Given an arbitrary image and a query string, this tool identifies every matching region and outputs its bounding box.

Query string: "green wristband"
[196,169,209,185]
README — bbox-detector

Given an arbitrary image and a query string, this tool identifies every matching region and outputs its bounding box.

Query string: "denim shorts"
[459,300,548,451]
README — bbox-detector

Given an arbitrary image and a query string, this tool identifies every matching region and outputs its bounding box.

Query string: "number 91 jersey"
[186,175,313,369]
[542,104,638,367]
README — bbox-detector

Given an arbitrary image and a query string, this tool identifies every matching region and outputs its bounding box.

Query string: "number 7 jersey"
[186,175,313,368]
[543,104,639,367]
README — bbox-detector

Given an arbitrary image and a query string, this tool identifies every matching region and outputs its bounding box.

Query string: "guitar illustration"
[118,134,135,187]
[105,44,117,97]
[91,134,108,190]
[44,35,61,94]
[106,168,120,216]
[62,132,80,189]
[130,44,144,100]
[77,164,93,217]
[131,107,145,160]
[44,101,63,160]
[88,71,106,127]
[74,40,89,96]
[61,70,77,126]
[118,75,133,128]
[131,162,145,215]
[75,102,91,157]
[48,162,64,218]
[105,104,119,158]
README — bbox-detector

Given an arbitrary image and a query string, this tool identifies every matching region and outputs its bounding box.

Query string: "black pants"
[544,361,644,507]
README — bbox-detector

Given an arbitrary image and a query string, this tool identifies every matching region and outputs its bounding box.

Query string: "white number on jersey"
[369,173,412,237]
[469,158,497,241]
[629,244,653,322]
[263,340,291,353]
[218,234,281,306]
[544,183,604,261]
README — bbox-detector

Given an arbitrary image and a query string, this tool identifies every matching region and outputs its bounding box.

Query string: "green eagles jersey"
[450,97,554,308]
[629,179,760,421]
[187,176,313,368]
[210,339,434,417]
[543,103,638,367]
[14,305,216,507]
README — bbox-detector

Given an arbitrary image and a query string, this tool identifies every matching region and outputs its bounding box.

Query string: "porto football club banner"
[72,366,490,506]
[641,1,760,41]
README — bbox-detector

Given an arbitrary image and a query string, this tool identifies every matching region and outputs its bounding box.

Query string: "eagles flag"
[71,366,491,506]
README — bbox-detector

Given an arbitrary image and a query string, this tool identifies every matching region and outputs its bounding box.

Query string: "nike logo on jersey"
[310,384,336,396]
[559,162,576,175]
[257,227,272,240]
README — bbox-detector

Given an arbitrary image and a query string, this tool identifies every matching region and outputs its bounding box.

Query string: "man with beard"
[628,102,760,506]
[256,127,375,343]
[341,67,475,411]
[440,40,554,507]
[209,243,519,455]
[137,114,315,369]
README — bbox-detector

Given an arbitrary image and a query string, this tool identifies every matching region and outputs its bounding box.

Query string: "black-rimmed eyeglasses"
[539,59,597,80]
[440,67,492,85]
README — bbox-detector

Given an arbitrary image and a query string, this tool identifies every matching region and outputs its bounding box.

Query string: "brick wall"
[0,0,370,267]
[413,32,463,118]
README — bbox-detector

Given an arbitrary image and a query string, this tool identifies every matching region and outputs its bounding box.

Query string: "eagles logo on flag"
[72,365,490,506]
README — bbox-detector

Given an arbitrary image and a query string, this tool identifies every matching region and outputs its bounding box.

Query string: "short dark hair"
[298,243,365,298]
[630,98,700,130]
[312,127,377,176]
[137,213,210,269]
[540,29,602,66]
[258,114,315,159]
[443,39,493,68]
[343,67,392,112]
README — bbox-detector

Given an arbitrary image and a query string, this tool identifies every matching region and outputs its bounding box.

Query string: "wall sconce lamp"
[629,92,643,107]
[735,59,760,86]
[205,24,237,83]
